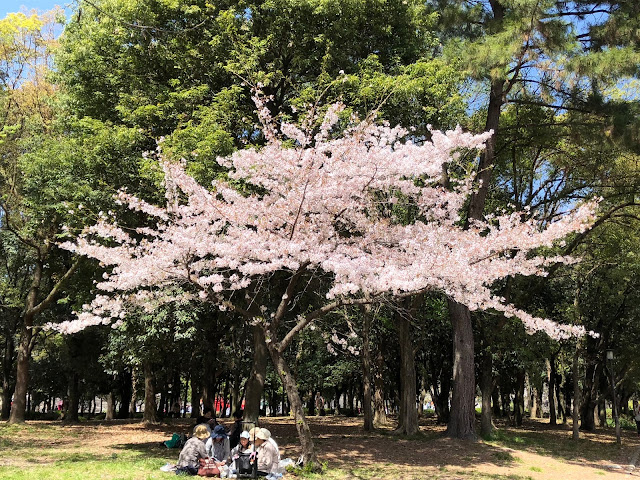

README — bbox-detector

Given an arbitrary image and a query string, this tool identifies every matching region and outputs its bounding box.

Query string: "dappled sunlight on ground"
[0,416,638,479]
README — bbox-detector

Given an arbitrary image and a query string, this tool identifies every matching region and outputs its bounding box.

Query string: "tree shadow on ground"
[111,441,177,461]
[486,418,640,466]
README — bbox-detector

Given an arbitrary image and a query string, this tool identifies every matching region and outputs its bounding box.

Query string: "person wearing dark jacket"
[228,409,244,449]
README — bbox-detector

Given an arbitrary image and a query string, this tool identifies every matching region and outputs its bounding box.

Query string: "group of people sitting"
[171,409,282,478]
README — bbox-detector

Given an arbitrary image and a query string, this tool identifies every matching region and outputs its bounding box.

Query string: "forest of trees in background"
[1,0,640,466]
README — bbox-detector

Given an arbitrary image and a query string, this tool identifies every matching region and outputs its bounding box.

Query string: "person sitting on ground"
[205,424,231,465]
[254,428,278,476]
[260,428,280,466]
[194,407,216,435]
[176,424,210,475]
[231,430,252,457]
[229,431,253,475]
[228,409,244,449]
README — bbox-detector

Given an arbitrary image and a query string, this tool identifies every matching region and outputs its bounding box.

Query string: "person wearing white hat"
[254,428,278,475]
[231,430,252,457]
[259,428,281,465]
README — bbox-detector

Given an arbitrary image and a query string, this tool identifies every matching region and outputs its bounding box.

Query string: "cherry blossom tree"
[55,102,596,465]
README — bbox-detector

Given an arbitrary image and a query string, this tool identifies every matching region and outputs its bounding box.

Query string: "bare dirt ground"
[2,415,639,479]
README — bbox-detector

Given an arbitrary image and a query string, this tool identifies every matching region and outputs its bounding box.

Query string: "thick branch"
[0,202,41,252]
[276,288,428,353]
[28,258,81,317]
[272,262,310,329]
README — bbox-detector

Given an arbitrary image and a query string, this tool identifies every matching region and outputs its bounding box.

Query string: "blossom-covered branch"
[53,102,597,339]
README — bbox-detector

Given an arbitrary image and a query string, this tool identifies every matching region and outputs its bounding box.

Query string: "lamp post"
[606,349,621,445]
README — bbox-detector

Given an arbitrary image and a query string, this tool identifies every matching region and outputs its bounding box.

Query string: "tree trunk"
[492,388,501,417]
[118,369,132,419]
[243,326,268,424]
[446,300,476,440]
[580,362,598,430]
[362,306,374,431]
[572,343,580,440]
[480,347,493,437]
[514,369,525,427]
[531,378,543,419]
[65,372,80,422]
[9,257,78,424]
[445,0,505,427]
[547,357,556,426]
[143,360,159,424]
[597,397,606,427]
[106,391,115,420]
[232,366,241,416]
[2,331,15,420]
[394,307,418,435]
[130,367,138,416]
[9,322,32,424]
[190,380,201,418]
[555,370,564,423]
[373,350,387,426]
[222,373,231,417]
[266,341,318,467]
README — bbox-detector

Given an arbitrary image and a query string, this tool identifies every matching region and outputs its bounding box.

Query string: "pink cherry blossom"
[51,103,598,339]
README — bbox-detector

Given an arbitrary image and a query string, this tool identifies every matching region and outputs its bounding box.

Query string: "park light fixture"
[606,349,614,361]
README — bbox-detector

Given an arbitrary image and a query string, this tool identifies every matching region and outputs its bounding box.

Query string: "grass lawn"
[0,416,637,479]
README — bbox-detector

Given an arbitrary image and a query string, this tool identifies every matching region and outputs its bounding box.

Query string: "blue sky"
[3,0,70,18]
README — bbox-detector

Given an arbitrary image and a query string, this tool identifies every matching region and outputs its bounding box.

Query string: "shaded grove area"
[0,416,638,479]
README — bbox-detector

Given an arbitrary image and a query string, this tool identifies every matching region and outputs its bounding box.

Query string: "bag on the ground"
[197,458,220,477]
[236,452,257,478]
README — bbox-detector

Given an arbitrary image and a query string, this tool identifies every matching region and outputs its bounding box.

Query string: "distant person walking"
[634,401,640,436]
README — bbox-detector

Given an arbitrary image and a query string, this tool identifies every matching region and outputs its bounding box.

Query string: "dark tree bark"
[143,360,159,423]
[190,380,201,418]
[480,347,493,436]
[431,375,451,425]
[130,367,138,416]
[490,387,500,418]
[266,341,317,466]
[514,369,525,427]
[446,300,476,439]
[446,72,504,438]
[308,390,316,416]
[394,299,419,435]
[10,257,79,424]
[65,372,80,422]
[183,374,190,418]
[222,373,231,417]
[243,326,268,424]
[555,369,564,423]
[118,369,132,419]
[232,366,241,417]
[547,357,557,426]
[530,377,543,419]
[373,350,388,426]
[361,305,374,431]
[1,321,16,420]
[572,343,581,440]
[10,321,33,424]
